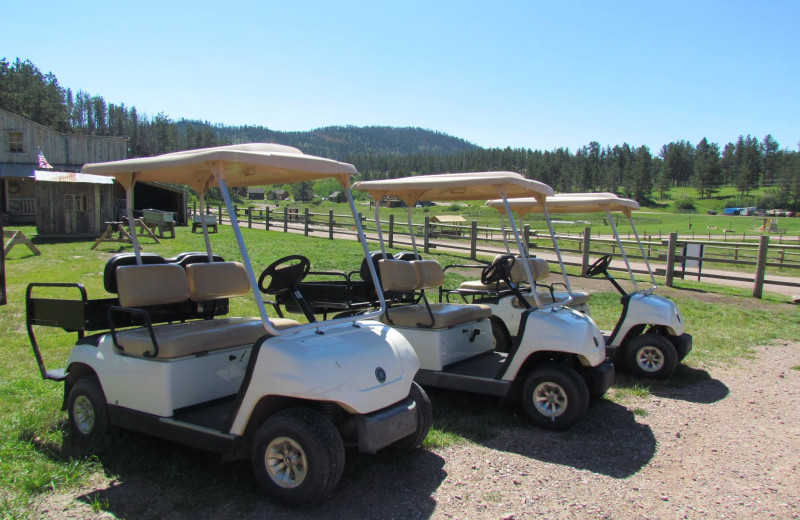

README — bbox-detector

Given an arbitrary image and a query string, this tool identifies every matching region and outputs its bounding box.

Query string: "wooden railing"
[188,202,800,298]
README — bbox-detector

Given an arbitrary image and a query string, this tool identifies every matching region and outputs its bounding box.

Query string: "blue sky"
[3,0,798,152]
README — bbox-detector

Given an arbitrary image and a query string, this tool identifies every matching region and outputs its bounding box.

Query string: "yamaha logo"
[375,367,386,383]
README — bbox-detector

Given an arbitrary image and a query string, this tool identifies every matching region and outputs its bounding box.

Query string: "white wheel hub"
[265,436,308,488]
[73,395,95,434]
[533,382,568,418]
[636,346,665,372]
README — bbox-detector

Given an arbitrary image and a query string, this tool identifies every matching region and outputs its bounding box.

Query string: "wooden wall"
[35,182,114,237]
[0,108,127,169]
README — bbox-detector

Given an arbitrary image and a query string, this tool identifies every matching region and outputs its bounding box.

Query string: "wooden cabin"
[0,107,128,225]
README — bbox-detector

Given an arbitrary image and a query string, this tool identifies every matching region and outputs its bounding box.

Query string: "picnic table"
[91,219,160,250]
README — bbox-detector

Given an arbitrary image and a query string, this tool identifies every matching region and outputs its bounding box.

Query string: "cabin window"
[64,194,88,212]
[8,131,24,153]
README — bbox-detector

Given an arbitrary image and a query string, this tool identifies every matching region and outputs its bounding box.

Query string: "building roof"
[34,170,114,184]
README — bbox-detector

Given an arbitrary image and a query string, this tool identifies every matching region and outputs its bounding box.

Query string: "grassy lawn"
[2,224,799,517]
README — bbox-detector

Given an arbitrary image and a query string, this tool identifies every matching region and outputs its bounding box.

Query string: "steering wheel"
[258,255,311,294]
[481,254,515,285]
[586,255,612,278]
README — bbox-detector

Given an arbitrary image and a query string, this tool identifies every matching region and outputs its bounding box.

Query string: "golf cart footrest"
[44,368,67,381]
[356,396,417,454]
[586,360,615,397]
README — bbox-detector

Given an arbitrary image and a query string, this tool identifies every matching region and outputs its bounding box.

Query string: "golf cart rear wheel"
[521,364,589,431]
[391,382,433,451]
[624,333,678,379]
[251,408,344,505]
[67,377,110,441]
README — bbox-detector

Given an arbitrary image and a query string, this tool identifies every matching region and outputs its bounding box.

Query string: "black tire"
[624,333,678,379]
[521,364,589,431]
[391,382,433,451]
[491,318,511,353]
[251,408,345,505]
[67,377,110,442]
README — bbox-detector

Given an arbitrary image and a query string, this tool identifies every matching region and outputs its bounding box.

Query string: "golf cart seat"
[379,259,491,329]
[112,262,298,359]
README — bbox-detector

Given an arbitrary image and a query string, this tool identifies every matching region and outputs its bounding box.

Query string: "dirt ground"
[31,339,800,520]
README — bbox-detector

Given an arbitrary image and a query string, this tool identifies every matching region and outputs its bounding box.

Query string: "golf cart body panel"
[607,292,686,347]
[501,308,607,380]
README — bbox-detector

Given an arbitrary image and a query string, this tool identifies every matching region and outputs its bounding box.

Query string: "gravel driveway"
[33,341,800,519]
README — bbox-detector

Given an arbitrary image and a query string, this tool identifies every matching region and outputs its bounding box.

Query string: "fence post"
[193,201,196,216]
[283,207,288,233]
[470,220,478,260]
[665,232,677,287]
[218,204,223,224]
[357,213,363,243]
[248,206,253,229]
[388,214,395,249]
[424,216,430,254]
[265,207,270,231]
[753,235,769,298]
[523,224,530,256]
[328,209,334,240]
[304,208,310,236]
[581,227,591,276]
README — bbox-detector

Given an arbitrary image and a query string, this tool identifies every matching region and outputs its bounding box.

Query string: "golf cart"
[25,144,431,505]
[351,172,614,431]
[485,193,692,379]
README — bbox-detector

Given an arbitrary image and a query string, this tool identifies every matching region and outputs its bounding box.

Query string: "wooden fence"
[189,202,800,298]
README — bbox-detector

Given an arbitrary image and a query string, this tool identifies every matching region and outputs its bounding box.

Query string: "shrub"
[675,197,695,211]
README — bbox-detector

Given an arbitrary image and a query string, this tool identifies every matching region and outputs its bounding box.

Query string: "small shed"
[34,170,114,237]
[267,189,289,201]
[247,186,266,200]
[430,215,466,237]
[328,191,346,203]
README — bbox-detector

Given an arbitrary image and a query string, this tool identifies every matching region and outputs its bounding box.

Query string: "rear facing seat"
[379,259,491,329]
[113,262,299,359]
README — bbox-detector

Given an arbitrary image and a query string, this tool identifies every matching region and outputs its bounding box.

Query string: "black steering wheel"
[481,254,515,285]
[586,255,612,278]
[258,255,311,294]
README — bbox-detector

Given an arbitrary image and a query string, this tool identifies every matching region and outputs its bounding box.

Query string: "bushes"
[675,197,695,211]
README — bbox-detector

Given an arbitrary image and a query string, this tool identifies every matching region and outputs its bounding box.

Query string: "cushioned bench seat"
[114,317,299,359]
[381,303,491,329]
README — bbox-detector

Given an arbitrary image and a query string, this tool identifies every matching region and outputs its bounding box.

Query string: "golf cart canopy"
[353,171,554,207]
[82,143,357,192]
[487,193,640,217]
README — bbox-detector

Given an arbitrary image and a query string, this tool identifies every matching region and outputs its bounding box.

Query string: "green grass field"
[2,224,799,517]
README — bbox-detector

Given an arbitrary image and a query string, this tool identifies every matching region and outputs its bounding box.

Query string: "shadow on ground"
[426,388,655,479]
[31,428,446,520]
[615,364,730,404]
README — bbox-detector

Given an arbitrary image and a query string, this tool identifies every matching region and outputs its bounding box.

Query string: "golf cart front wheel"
[251,408,345,505]
[521,364,589,431]
[391,382,433,451]
[624,333,678,379]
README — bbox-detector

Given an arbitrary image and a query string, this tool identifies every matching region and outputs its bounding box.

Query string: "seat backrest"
[186,261,251,301]
[104,253,167,293]
[116,264,190,307]
[167,252,225,267]
[410,260,444,290]
[507,256,550,283]
[378,259,418,292]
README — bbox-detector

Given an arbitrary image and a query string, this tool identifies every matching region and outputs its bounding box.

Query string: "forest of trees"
[2,57,799,209]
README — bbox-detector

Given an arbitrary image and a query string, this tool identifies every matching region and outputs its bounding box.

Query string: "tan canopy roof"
[486,193,640,217]
[352,171,553,207]
[82,143,357,192]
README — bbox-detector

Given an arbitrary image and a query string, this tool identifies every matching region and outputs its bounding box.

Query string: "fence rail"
[189,202,800,298]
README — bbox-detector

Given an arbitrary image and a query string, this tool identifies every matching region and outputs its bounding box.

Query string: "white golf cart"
[485,193,692,379]
[25,144,431,505]
[351,172,614,431]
